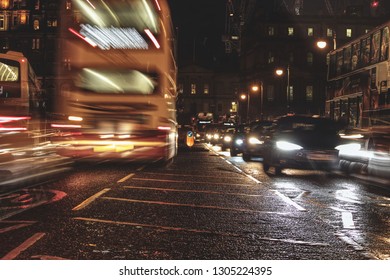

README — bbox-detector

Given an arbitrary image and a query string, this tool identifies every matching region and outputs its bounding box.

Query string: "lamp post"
[276,66,290,113]
[240,93,249,123]
[251,82,263,120]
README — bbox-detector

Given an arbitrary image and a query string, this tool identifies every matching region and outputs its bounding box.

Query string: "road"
[0,143,389,260]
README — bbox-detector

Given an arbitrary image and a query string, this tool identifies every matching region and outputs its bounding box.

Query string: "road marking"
[73,217,329,246]
[123,185,270,197]
[117,173,135,183]
[137,172,238,179]
[101,196,288,215]
[72,188,111,211]
[341,211,355,229]
[0,221,37,234]
[1,232,46,260]
[131,177,252,186]
[273,190,306,212]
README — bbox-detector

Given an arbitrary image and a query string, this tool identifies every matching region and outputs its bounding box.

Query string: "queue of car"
[201,114,389,179]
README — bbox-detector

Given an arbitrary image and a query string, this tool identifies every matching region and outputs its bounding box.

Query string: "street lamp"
[275,65,290,113]
[240,93,249,123]
[251,82,263,120]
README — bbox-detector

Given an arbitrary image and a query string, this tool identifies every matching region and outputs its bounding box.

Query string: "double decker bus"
[325,20,390,128]
[0,51,42,133]
[325,21,390,177]
[52,0,178,162]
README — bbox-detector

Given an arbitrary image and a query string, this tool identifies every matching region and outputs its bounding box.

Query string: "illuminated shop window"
[33,19,40,30]
[288,27,294,36]
[307,27,313,37]
[203,83,209,94]
[191,83,196,94]
[1,0,10,9]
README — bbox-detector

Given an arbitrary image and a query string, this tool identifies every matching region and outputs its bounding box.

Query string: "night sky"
[168,0,228,67]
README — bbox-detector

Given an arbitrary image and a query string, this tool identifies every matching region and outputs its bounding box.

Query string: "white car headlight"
[224,135,232,142]
[276,141,303,151]
[249,137,264,145]
[235,139,244,145]
[213,134,219,140]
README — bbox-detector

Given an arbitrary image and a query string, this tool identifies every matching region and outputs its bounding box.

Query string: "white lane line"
[341,211,356,229]
[72,188,111,211]
[102,196,289,215]
[73,217,329,246]
[123,185,269,197]
[1,232,46,260]
[273,190,307,212]
[117,173,135,183]
[132,177,253,187]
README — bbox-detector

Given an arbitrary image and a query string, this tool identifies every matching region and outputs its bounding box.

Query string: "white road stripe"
[273,190,306,212]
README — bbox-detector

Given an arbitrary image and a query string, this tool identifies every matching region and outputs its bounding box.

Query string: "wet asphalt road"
[0,143,389,260]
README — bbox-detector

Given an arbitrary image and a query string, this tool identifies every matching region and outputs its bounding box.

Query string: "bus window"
[381,27,389,61]
[371,30,380,63]
[74,68,158,95]
[0,59,21,98]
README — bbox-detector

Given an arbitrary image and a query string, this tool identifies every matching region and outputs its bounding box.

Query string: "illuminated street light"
[316,40,327,49]
[276,66,290,112]
[251,82,263,120]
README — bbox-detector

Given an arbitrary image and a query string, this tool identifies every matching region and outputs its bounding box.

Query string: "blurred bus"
[0,51,42,135]
[52,0,178,162]
[325,20,390,129]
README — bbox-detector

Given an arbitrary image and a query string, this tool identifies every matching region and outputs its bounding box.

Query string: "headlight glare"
[249,137,264,145]
[276,141,303,151]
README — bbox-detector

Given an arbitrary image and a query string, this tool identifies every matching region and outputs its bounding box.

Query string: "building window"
[268,52,274,64]
[307,52,313,65]
[268,26,274,36]
[33,19,40,30]
[288,27,294,36]
[203,83,209,94]
[267,85,274,101]
[47,19,58,27]
[32,38,40,50]
[191,83,196,94]
[306,85,313,101]
[34,0,40,10]
[1,0,10,9]
[19,11,27,25]
[346,28,352,38]
[0,15,5,30]
[66,1,72,10]
[327,28,333,37]
[307,27,313,37]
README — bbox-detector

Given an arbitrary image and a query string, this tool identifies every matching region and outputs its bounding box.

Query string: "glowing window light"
[145,29,160,49]
[79,24,148,50]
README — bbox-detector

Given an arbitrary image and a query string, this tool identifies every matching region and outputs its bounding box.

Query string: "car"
[261,115,342,175]
[241,120,273,161]
[205,123,235,149]
[228,124,249,156]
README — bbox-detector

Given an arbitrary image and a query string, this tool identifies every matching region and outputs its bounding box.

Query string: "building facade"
[230,0,390,120]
